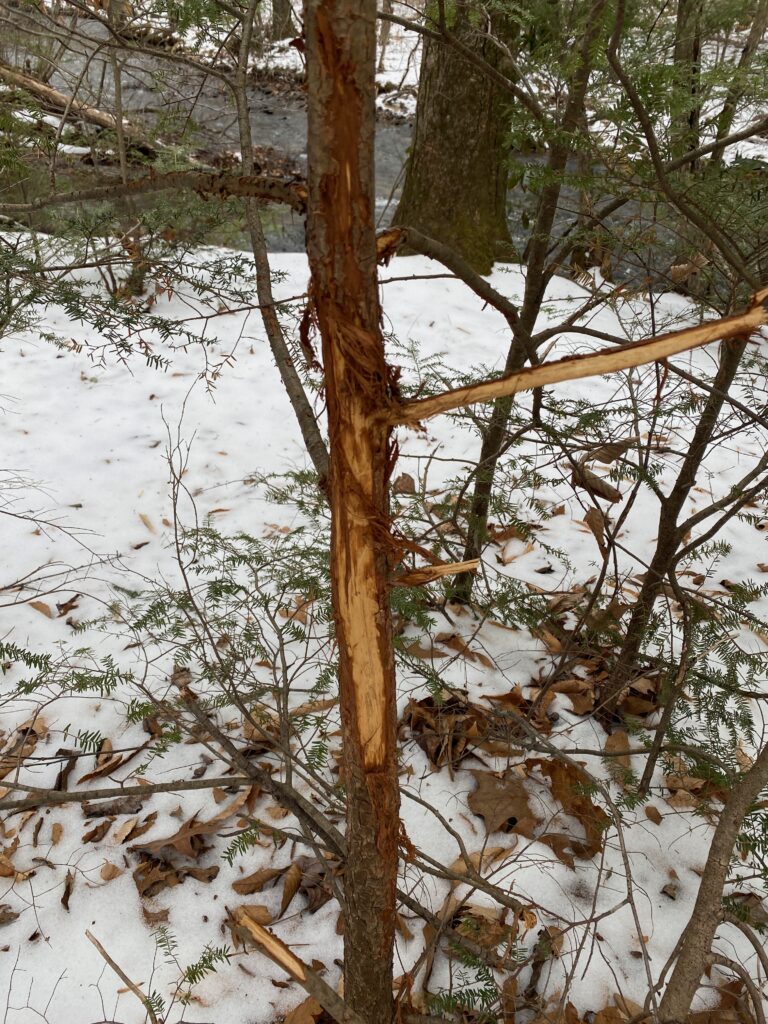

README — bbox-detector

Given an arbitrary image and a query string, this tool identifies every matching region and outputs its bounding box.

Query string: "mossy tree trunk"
[271,0,295,40]
[392,2,514,275]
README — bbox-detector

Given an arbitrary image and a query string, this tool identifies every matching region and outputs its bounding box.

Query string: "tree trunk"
[271,0,295,40]
[672,0,703,170]
[451,0,609,602]
[392,2,514,274]
[377,0,393,74]
[305,1,399,1020]
[658,739,768,1022]
[601,338,747,713]
[709,0,768,168]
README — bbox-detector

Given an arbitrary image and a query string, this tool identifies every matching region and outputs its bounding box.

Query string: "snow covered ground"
[1,251,767,1023]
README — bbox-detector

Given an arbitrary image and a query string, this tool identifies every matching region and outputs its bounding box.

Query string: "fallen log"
[0,59,157,157]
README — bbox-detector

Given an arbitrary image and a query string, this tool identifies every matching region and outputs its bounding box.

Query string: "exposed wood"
[233,911,366,1024]
[305,0,400,1018]
[391,288,768,425]
[392,558,479,587]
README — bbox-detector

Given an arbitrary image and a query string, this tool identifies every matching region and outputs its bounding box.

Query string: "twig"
[86,930,159,1024]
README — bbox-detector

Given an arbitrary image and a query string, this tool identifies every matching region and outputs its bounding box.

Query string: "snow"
[1,246,767,1023]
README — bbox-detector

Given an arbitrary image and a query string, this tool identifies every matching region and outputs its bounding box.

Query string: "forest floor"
[1,250,767,1024]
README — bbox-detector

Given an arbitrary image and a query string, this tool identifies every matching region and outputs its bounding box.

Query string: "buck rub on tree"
[304,1,399,1020]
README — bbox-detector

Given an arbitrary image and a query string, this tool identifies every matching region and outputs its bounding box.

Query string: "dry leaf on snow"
[526,759,610,867]
[0,719,47,781]
[571,464,622,503]
[100,863,123,881]
[133,792,250,860]
[284,996,328,1024]
[28,601,53,618]
[400,691,491,770]
[433,632,494,669]
[467,770,541,837]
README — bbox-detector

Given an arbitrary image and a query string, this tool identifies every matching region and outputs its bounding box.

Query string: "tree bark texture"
[305,1,399,1020]
[271,0,295,40]
[451,0,610,602]
[672,0,703,169]
[658,739,768,1021]
[602,337,747,713]
[393,2,513,274]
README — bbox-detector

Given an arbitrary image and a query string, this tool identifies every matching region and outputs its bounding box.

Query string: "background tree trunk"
[304,1,399,1020]
[451,0,609,603]
[601,338,747,713]
[672,0,703,170]
[393,1,514,274]
[271,0,295,41]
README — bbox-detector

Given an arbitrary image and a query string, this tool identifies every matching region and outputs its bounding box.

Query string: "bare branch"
[0,172,308,215]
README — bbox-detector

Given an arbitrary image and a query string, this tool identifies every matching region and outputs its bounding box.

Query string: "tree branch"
[0,172,308,215]
[390,289,768,424]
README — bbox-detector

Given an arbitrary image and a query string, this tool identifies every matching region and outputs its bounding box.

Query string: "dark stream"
[4,17,679,279]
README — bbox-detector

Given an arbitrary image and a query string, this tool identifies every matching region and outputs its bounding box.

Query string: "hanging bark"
[304,1,399,1020]
[392,2,514,274]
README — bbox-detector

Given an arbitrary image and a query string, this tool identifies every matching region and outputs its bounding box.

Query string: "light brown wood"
[392,288,768,424]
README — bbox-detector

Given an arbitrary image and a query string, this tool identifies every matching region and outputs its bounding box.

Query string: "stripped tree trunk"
[304,1,399,1019]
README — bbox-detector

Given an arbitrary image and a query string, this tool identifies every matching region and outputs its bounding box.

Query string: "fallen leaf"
[100,863,123,881]
[279,861,303,917]
[28,601,53,618]
[56,595,80,617]
[584,507,607,554]
[133,794,248,860]
[51,823,63,845]
[139,514,156,534]
[82,819,113,844]
[604,730,631,773]
[142,905,169,926]
[571,464,622,503]
[0,905,20,927]
[588,438,637,464]
[527,759,610,864]
[0,719,47,781]
[61,870,75,911]
[284,996,326,1024]
[232,867,284,896]
[237,903,272,925]
[393,473,416,495]
[468,770,541,837]
[644,805,663,825]
[434,632,494,669]
[399,692,490,769]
